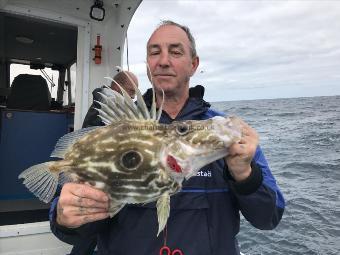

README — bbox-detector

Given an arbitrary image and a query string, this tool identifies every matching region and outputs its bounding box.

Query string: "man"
[82,70,138,128]
[50,20,285,255]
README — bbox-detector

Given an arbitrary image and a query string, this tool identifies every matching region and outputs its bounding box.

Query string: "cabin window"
[10,63,60,100]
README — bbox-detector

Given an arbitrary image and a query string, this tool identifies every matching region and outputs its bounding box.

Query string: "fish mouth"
[210,116,242,147]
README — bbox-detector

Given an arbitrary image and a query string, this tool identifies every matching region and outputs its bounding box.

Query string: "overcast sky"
[123,0,340,102]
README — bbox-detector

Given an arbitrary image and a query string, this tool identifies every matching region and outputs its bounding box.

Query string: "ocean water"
[212,95,340,255]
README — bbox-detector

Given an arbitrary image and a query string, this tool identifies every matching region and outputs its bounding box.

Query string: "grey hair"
[157,20,197,58]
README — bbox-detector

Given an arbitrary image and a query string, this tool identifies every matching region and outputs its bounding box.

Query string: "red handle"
[172,249,184,255]
[159,246,171,255]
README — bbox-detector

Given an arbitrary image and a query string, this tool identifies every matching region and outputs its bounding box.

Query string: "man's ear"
[190,56,199,77]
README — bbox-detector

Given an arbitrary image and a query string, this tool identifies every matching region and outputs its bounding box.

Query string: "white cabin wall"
[0,12,8,88]
[74,24,90,130]
[82,0,141,129]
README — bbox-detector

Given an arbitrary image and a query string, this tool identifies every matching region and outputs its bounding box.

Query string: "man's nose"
[158,52,170,67]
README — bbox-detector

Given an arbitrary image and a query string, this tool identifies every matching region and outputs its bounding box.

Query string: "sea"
[211,95,340,255]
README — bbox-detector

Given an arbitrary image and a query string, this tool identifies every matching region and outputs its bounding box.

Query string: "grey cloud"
[124,0,340,101]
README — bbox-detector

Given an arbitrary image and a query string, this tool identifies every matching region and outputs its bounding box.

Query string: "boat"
[0,0,142,253]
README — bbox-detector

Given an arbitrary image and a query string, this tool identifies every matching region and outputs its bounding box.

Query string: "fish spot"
[143,149,155,156]
[94,181,106,189]
[120,150,143,170]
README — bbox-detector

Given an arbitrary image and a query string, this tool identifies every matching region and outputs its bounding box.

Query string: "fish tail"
[18,162,59,203]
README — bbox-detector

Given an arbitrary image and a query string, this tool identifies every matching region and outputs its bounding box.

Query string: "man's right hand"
[56,183,110,228]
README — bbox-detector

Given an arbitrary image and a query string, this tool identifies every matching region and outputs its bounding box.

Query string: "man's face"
[146,25,199,94]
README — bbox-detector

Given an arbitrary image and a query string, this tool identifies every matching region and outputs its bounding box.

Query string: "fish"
[18,72,242,236]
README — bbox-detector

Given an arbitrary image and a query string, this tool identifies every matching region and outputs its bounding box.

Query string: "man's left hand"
[225,119,259,182]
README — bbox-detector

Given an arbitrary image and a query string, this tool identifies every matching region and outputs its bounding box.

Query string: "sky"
[123,0,340,102]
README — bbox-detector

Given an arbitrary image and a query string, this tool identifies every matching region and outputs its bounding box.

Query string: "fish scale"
[18,71,242,236]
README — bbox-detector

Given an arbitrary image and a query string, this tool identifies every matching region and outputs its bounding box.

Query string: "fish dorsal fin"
[157,89,165,122]
[150,83,157,121]
[50,126,100,158]
[116,68,151,120]
[95,89,138,121]
[96,70,156,125]
[107,82,143,120]
[146,63,157,121]
[101,80,143,120]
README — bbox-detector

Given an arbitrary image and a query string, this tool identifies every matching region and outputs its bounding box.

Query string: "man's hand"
[225,119,259,182]
[56,183,110,228]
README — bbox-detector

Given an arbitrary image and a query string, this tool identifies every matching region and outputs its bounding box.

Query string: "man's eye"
[149,51,160,56]
[171,51,182,55]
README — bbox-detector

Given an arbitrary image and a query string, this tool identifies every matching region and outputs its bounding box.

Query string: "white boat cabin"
[0,0,142,254]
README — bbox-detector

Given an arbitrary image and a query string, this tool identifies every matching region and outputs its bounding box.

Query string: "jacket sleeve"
[225,146,285,230]
[82,88,105,128]
[49,197,108,245]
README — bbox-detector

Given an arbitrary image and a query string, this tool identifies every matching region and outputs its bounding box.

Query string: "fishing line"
[126,32,130,71]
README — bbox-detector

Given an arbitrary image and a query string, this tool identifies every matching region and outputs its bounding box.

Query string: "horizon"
[210,93,340,104]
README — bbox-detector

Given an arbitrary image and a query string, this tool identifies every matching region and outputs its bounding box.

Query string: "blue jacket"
[50,87,285,255]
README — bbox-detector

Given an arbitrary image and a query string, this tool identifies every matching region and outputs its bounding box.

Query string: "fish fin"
[50,126,100,158]
[94,98,123,122]
[99,84,141,122]
[156,88,165,122]
[146,63,157,121]
[95,68,151,124]
[18,162,59,203]
[58,172,75,186]
[109,78,141,120]
[150,82,157,120]
[97,89,137,121]
[156,192,171,236]
[108,202,125,218]
[116,68,151,120]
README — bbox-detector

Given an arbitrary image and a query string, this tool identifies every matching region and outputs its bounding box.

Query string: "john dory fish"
[18,73,242,235]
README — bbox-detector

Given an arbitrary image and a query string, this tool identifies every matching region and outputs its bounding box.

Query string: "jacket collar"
[142,85,211,123]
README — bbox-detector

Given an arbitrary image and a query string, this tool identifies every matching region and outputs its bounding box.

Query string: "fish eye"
[120,150,143,170]
[176,123,190,135]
